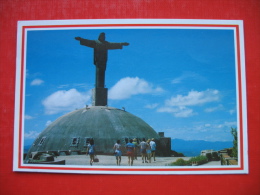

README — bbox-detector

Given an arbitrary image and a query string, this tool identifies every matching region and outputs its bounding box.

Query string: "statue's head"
[98,32,106,42]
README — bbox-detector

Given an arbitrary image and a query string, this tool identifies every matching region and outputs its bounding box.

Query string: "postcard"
[13,19,248,174]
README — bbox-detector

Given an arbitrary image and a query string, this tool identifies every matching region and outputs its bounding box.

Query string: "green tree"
[231,127,238,158]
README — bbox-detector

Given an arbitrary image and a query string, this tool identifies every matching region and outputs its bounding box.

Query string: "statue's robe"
[79,38,124,88]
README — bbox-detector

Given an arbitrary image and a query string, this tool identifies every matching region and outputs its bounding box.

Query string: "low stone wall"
[220,153,238,165]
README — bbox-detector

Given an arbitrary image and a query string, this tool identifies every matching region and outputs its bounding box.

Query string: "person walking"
[140,138,148,163]
[146,139,152,163]
[126,139,135,166]
[87,139,95,166]
[150,138,156,161]
[113,140,122,166]
[132,138,139,160]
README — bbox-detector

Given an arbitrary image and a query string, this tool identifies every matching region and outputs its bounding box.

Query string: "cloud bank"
[30,79,44,86]
[108,77,163,100]
[165,89,220,107]
[157,89,220,118]
[42,88,90,115]
[24,131,40,139]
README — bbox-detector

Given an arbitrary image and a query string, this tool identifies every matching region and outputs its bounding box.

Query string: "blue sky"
[24,28,237,145]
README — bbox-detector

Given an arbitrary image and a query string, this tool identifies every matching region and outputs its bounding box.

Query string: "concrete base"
[92,88,108,106]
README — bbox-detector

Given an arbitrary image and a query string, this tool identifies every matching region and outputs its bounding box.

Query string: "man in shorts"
[150,138,156,161]
[132,138,139,160]
[87,139,95,165]
[140,138,148,163]
[126,139,135,166]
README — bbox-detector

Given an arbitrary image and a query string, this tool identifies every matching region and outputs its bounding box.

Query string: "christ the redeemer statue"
[75,32,129,106]
[75,32,129,88]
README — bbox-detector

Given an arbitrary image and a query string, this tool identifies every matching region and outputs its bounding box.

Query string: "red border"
[235,25,244,170]
[17,22,245,173]
[1,0,259,194]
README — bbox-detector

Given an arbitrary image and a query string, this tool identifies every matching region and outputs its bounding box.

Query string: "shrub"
[170,158,189,166]
[188,156,208,165]
[169,155,208,166]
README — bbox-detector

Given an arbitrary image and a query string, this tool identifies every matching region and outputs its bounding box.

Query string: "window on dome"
[84,137,93,147]
[70,137,80,147]
[38,137,46,146]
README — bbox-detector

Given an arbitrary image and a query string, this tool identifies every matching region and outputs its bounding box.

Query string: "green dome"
[27,106,160,155]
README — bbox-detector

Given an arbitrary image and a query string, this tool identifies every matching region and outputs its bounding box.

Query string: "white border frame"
[13,19,248,174]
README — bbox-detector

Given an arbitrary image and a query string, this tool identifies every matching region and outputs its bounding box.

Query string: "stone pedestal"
[92,88,108,106]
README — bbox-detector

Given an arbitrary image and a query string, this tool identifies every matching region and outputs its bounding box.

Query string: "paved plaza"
[55,154,221,166]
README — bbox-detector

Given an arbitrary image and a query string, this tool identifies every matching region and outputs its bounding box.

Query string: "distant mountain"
[171,139,233,157]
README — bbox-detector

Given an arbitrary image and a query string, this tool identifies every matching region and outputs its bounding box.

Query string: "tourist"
[146,139,152,163]
[126,139,135,166]
[132,138,139,160]
[150,138,156,161]
[87,139,95,165]
[113,140,122,166]
[140,138,148,163]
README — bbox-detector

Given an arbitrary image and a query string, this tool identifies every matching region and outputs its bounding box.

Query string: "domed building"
[25,106,172,161]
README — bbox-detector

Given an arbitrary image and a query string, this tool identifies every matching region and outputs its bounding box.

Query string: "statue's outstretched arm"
[75,37,81,41]
[75,37,96,48]
[107,42,130,50]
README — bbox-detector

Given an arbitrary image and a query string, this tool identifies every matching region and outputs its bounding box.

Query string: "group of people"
[86,138,156,166]
[113,138,156,166]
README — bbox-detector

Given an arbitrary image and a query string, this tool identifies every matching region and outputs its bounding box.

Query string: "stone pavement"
[202,160,221,166]
[55,154,221,166]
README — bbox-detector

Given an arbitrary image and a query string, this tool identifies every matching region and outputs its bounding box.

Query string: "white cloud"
[229,109,236,115]
[165,89,220,107]
[30,79,44,86]
[157,106,196,118]
[171,72,206,84]
[217,124,223,128]
[157,89,220,118]
[174,107,196,118]
[24,131,40,139]
[204,104,224,112]
[42,88,91,115]
[171,77,182,84]
[46,120,52,126]
[145,103,159,109]
[24,115,34,120]
[57,84,70,89]
[57,83,88,89]
[157,107,179,113]
[224,121,237,127]
[212,121,237,129]
[108,77,163,100]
